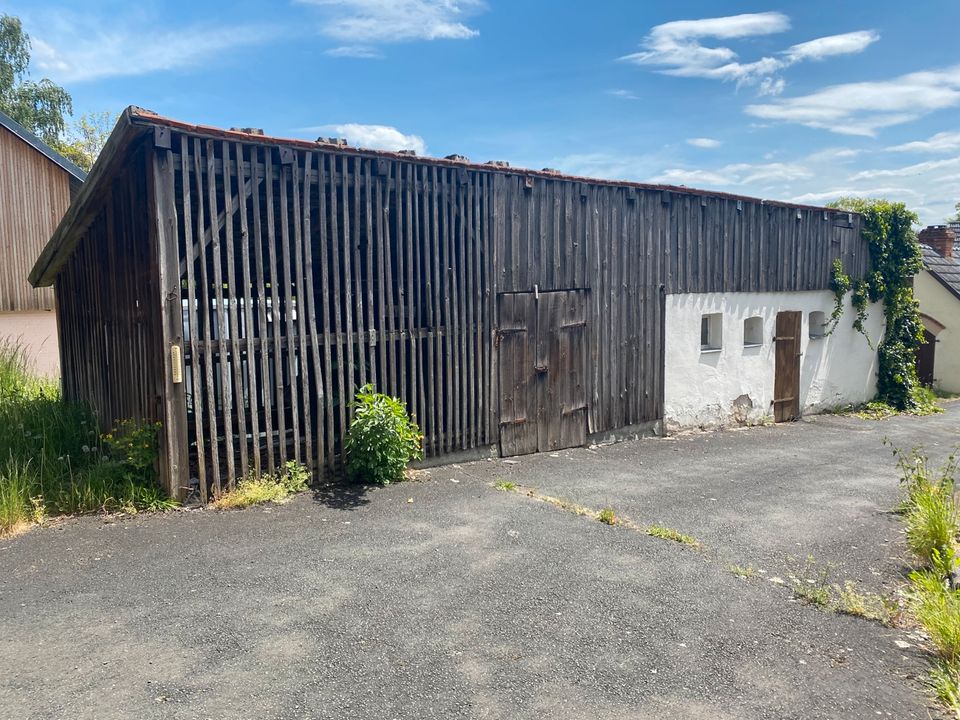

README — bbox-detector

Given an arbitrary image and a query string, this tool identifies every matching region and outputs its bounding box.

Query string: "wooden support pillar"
[149,141,190,500]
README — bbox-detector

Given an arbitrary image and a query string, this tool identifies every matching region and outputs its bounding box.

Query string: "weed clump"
[598,508,617,526]
[646,524,700,547]
[213,461,310,510]
[0,340,177,536]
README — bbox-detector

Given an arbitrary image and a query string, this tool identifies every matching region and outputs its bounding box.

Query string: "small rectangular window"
[743,316,763,347]
[809,311,826,339]
[700,313,722,351]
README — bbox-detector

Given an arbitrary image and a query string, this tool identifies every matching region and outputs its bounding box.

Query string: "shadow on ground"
[311,479,373,509]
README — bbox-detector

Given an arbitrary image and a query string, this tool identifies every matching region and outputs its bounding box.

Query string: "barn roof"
[921,244,960,301]
[0,108,87,183]
[30,105,859,288]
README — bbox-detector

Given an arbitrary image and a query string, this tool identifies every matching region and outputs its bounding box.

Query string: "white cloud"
[651,161,812,186]
[686,137,722,148]
[848,156,960,181]
[306,123,428,154]
[745,65,960,136]
[783,30,879,62]
[606,89,639,100]
[886,131,960,153]
[324,45,384,58]
[620,13,876,95]
[298,0,484,43]
[27,13,275,83]
[550,144,959,224]
[789,187,921,204]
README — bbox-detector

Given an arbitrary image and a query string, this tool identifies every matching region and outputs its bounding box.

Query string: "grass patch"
[0,340,176,536]
[494,480,517,492]
[646,524,700,547]
[834,581,895,624]
[929,659,960,715]
[934,388,960,401]
[729,564,756,579]
[598,508,617,526]
[827,388,945,420]
[213,461,309,510]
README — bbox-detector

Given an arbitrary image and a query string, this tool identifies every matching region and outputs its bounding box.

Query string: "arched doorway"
[917,328,937,387]
[916,314,944,387]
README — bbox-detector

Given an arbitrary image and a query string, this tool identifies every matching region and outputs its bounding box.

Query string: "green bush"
[344,385,423,486]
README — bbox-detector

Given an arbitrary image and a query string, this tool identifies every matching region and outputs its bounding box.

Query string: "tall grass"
[0,339,176,536]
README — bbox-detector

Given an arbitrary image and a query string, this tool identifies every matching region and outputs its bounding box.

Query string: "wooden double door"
[497,289,588,456]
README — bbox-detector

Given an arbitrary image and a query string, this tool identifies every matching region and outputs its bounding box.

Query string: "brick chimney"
[919,225,956,258]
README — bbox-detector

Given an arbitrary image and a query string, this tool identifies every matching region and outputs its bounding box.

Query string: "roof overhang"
[29,108,151,287]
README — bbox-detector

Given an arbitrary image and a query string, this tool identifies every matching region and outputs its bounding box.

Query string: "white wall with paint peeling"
[663,291,882,431]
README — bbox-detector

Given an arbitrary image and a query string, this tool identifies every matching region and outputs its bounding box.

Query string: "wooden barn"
[0,109,86,376]
[30,107,874,500]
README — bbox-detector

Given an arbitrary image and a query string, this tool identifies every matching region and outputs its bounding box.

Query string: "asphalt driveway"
[2,404,958,719]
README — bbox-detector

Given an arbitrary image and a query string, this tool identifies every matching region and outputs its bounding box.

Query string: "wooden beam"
[149,145,189,500]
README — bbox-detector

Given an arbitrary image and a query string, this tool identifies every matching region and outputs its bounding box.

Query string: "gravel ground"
[1,404,957,719]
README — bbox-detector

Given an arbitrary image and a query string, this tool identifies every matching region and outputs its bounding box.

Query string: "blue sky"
[4,0,960,223]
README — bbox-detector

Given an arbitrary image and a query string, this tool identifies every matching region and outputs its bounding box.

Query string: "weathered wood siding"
[156,131,866,496]
[56,141,165,443]
[51,122,866,498]
[0,124,71,312]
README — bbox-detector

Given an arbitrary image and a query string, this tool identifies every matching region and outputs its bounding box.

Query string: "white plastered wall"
[915,269,960,394]
[663,291,882,431]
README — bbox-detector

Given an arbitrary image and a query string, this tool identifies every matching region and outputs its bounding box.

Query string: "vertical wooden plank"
[410,163,426,433]
[150,145,189,500]
[463,173,476,448]
[351,157,367,391]
[328,153,347,458]
[291,154,313,470]
[403,162,418,426]
[235,142,261,477]
[206,140,235,488]
[279,157,301,463]
[250,146,275,475]
[194,140,220,494]
[222,141,249,479]
[181,136,207,501]
[364,160,378,399]
[419,165,437,451]
[440,168,455,452]
[393,161,407,403]
[429,164,444,453]
[316,153,336,470]
[264,150,287,466]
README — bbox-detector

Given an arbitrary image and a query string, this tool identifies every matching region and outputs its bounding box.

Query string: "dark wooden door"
[498,290,588,456]
[917,328,936,387]
[497,292,539,456]
[773,311,802,422]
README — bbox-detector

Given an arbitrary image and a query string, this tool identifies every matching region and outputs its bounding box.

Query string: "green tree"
[51,111,115,171]
[946,202,960,224]
[0,14,72,145]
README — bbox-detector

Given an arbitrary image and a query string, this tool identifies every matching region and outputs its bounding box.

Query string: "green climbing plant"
[828,198,928,412]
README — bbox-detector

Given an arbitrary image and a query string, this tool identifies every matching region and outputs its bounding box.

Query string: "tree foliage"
[0,15,72,145]
[828,197,926,411]
[51,111,115,171]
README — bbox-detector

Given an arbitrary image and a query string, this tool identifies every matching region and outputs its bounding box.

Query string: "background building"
[0,109,85,376]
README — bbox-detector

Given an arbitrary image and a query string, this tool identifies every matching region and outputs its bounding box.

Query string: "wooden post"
[149,144,190,500]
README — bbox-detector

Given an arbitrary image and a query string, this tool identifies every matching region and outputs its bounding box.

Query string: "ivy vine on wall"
[826,198,926,411]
